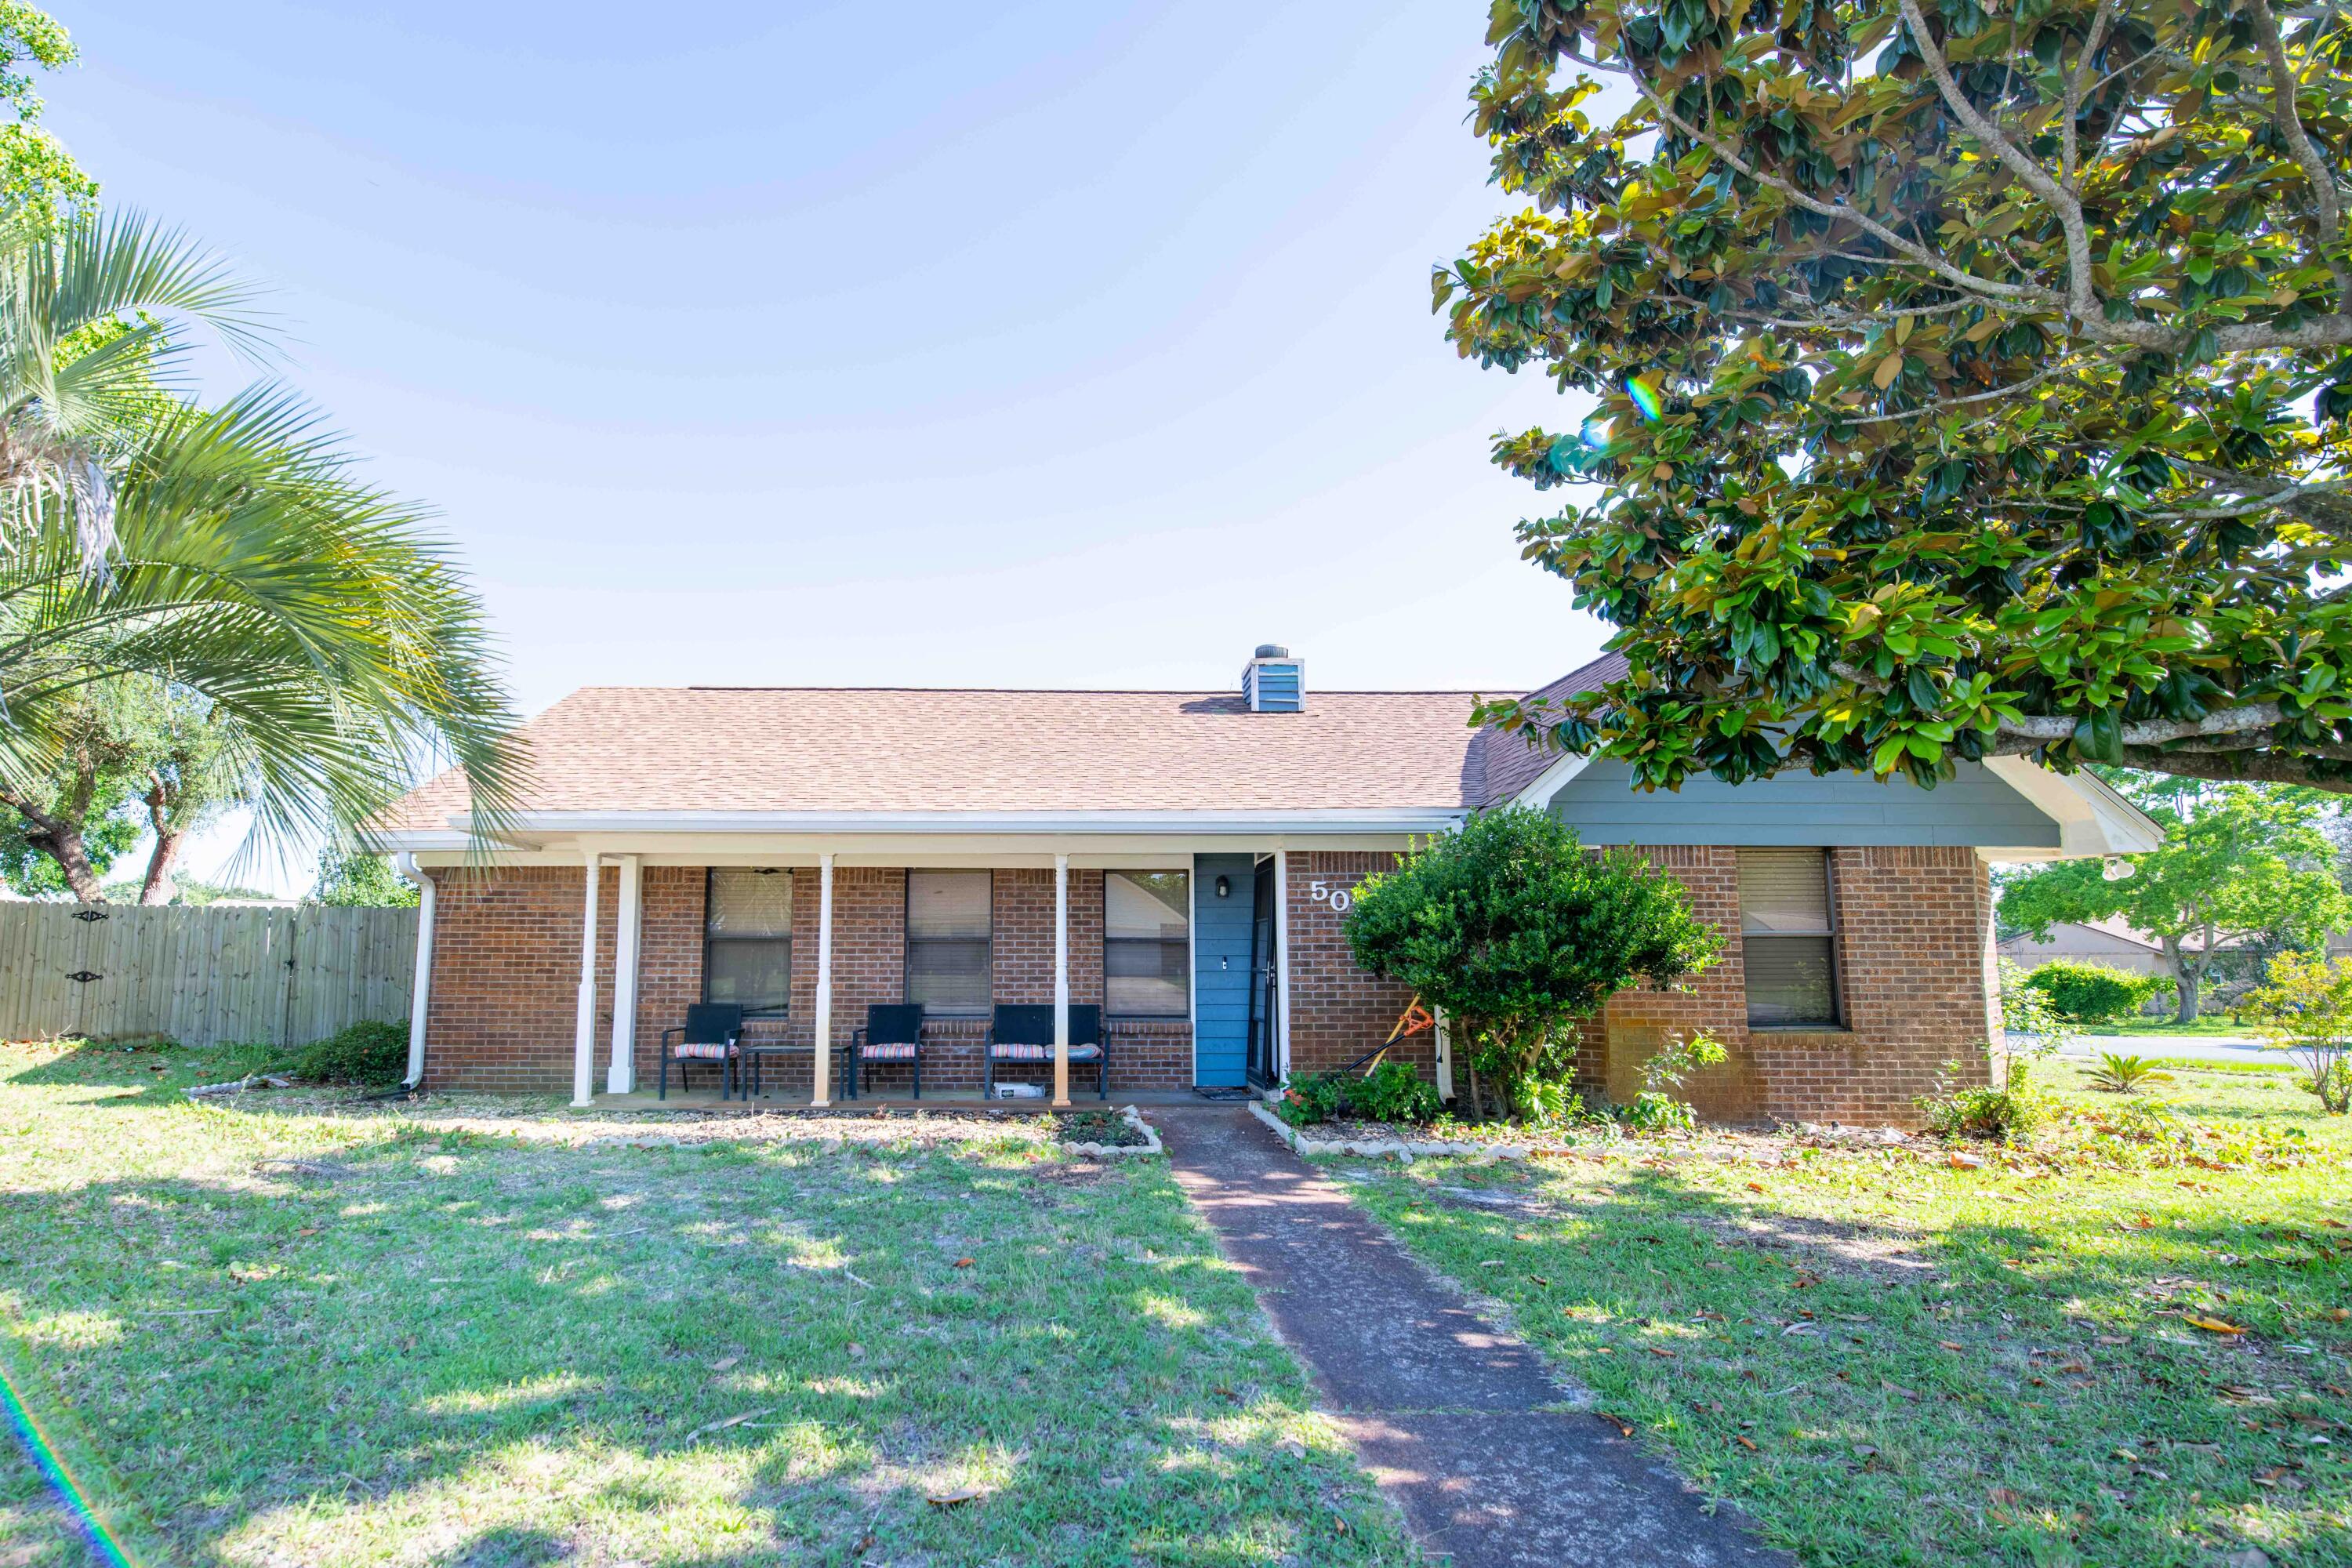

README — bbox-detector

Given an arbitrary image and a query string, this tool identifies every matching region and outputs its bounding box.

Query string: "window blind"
[908,870,991,1014]
[704,869,793,1014]
[707,869,793,938]
[1738,849,1834,935]
[1738,850,1839,1026]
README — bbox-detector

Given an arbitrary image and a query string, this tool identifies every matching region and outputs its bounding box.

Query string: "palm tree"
[0,387,524,894]
[0,212,267,566]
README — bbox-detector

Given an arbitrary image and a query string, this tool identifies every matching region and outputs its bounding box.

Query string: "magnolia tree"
[1446,0,2352,793]
[1343,807,1718,1116]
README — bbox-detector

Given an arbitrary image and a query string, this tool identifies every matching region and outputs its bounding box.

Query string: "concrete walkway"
[1156,1106,1790,1568]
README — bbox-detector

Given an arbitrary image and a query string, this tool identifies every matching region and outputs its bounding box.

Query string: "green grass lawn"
[1339,1061,2352,1567]
[0,1039,1419,1567]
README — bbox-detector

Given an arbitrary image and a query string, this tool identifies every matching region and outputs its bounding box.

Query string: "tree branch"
[2114,742,2352,791]
[1896,0,2101,325]
[2242,0,2352,303]
[1561,45,2066,309]
[1992,702,2286,746]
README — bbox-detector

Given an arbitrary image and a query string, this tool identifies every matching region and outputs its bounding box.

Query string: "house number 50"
[1309,880,1353,913]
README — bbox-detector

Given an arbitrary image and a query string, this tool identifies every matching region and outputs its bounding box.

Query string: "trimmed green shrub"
[2021,960,2170,1024]
[294,1019,408,1085]
[1344,806,1717,1118]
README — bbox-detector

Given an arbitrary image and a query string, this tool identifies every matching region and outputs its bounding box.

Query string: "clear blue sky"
[48,1,1612,889]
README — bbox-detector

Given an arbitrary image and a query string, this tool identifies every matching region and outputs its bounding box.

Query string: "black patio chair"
[849,1004,926,1099]
[982,1003,1108,1101]
[659,1003,744,1101]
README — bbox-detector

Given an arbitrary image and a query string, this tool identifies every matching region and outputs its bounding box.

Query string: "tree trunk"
[2156,935,2201,1024]
[0,795,104,902]
[138,829,183,905]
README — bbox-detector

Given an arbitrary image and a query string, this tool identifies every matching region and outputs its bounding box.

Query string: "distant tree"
[2001,785,2352,1022]
[2239,950,2352,1112]
[307,848,418,908]
[1445,0,2352,797]
[0,682,145,899]
[1343,807,1717,1116]
[0,2,94,234]
[0,678,252,903]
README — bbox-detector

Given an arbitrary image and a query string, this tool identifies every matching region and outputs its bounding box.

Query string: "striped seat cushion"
[859,1041,920,1061]
[990,1042,1102,1062]
[670,1041,737,1059]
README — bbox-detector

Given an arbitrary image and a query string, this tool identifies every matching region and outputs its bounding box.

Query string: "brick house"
[372,647,2157,1123]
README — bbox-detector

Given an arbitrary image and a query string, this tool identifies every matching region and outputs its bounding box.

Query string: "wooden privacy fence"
[0,903,417,1047]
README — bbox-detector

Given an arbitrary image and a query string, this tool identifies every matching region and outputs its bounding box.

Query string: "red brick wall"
[426,862,1191,1097]
[1284,852,1436,1082]
[1573,844,1997,1126]
[419,846,1995,1123]
[421,865,599,1094]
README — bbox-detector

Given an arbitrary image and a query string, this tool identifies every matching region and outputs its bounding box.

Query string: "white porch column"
[572,851,601,1108]
[608,855,641,1094]
[1273,847,1292,1083]
[812,853,835,1107]
[397,854,436,1090]
[1052,852,1071,1108]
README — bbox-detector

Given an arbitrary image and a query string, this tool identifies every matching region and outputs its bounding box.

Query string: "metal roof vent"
[1242,645,1303,713]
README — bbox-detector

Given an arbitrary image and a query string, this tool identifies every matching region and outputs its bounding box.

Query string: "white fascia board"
[369,808,1467,857]
[1510,750,1592,810]
[1981,757,2164,857]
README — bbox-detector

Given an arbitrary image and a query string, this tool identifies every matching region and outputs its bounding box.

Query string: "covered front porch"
[395,818,1454,1106]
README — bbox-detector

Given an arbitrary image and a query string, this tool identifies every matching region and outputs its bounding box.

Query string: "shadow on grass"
[0,1051,1416,1568]
[1359,1156,2350,1568]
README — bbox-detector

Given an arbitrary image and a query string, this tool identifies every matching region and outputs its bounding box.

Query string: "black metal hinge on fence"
[65,971,102,984]
[69,909,107,922]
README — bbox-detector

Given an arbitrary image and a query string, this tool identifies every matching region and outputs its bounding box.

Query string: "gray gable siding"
[1546,758,2059,849]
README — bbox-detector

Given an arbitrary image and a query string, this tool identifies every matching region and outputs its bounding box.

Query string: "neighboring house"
[371,647,2158,1125]
[1996,916,2180,977]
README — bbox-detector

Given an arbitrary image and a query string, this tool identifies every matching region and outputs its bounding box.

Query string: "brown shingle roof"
[379,684,1530,829]
[1474,652,1627,805]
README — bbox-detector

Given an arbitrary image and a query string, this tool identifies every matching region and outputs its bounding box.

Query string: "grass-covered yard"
[1340,1060,2351,1567]
[0,1039,1418,1567]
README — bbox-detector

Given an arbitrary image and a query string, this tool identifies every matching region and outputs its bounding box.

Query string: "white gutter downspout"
[394,853,437,1091]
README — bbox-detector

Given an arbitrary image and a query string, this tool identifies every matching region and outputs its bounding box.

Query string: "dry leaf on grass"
[926,1487,987,1508]
[681,1407,773,1443]
[710,1354,742,1373]
[2185,1315,2248,1335]
[953,1257,974,1269]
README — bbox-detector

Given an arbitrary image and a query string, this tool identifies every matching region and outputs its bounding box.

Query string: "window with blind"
[1105,870,1190,1017]
[704,869,793,1015]
[1738,849,1841,1027]
[907,869,992,1014]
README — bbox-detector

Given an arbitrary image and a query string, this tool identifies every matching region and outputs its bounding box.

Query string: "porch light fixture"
[1215,875,1230,898]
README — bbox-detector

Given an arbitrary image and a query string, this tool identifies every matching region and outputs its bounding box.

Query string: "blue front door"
[1190,854,1254,1087]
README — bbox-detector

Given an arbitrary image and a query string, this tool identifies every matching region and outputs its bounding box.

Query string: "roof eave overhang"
[367,807,1472,855]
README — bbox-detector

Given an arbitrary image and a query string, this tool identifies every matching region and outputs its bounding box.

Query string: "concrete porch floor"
[583,1085,1234,1112]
